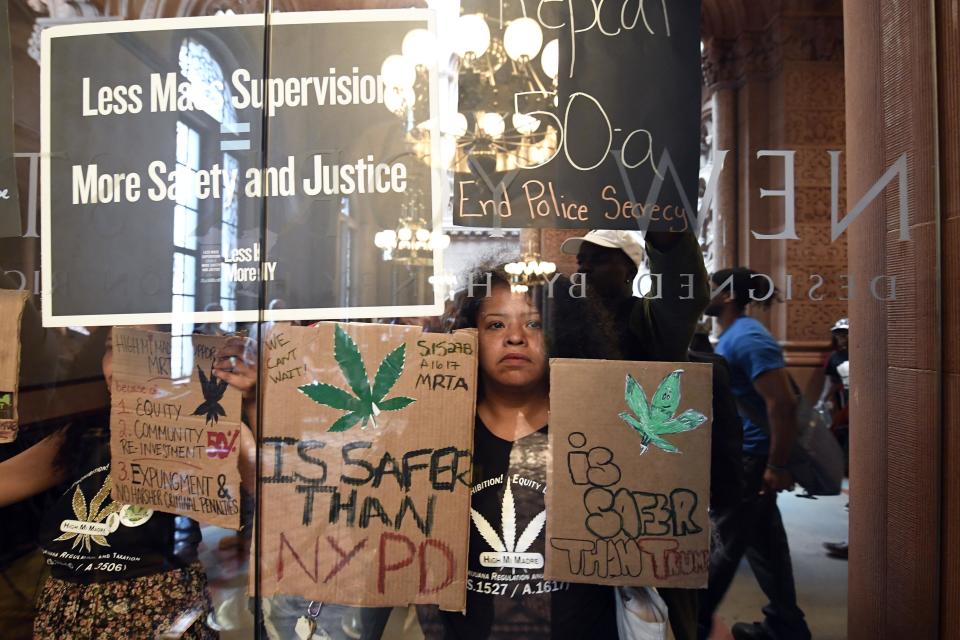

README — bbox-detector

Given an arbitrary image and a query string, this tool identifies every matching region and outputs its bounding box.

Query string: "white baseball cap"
[831,318,849,332]
[560,230,645,266]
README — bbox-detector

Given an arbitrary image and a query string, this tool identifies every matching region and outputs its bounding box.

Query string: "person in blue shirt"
[698,268,811,640]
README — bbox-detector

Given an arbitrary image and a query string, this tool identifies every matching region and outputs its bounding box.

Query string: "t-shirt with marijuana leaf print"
[37,440,183,583]
[427,417,616,640]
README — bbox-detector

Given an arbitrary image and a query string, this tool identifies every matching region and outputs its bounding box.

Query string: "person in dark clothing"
[0,328,258,639]
[560,228,711,640]
[418,270,620,640]
[817,318,850,560]
[816,317,850,463]
[699,267,811,640]
[688,346,746,514]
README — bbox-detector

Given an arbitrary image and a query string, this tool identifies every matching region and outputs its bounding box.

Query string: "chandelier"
[428,273,459,301]
[380,6,560,173]
[504,253,556,294]
[374,216,451,267]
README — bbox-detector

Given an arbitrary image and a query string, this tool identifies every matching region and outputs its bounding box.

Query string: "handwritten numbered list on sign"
[109,328,242,529]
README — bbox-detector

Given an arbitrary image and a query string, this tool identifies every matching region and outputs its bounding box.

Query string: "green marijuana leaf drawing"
[618,370,707,454]
[0,393,11,410]
[298,324,415,432]
[193,365,228,425]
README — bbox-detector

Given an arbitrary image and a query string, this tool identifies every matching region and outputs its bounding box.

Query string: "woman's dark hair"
[710,267,780,310]
[447,263,623,365]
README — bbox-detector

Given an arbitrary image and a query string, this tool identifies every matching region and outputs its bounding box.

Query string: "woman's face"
[477,285,548,391]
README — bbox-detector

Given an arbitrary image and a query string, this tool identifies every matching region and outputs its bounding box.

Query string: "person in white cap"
[560,230,645,300]
[818,318,850,560]
[561,228,705,364]
[815,318,850,415]
[563,227,710,640]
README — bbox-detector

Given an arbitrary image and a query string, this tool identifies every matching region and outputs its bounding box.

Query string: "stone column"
[844,0,941,637]
[712,86,738,270]
[702,36,739,271]
[938,0,960,632]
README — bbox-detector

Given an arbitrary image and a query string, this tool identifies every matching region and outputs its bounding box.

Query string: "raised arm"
[212,335,258,489]
[630,230,710,361]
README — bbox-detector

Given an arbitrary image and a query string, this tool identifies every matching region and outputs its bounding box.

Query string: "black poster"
[42,11,443,327]
[453,0,702,230]
[0,1,21,238]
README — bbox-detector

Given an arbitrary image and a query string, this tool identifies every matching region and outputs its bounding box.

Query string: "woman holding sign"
[420,226,708,640]
[415,269,619,639]
[0,329,256,639]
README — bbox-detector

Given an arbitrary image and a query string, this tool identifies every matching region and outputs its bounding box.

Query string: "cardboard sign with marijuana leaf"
[0,290,29,442]
[298,324,415,431]
[545,359,712,588]
[258,323,477,611]
[108,327,242,529]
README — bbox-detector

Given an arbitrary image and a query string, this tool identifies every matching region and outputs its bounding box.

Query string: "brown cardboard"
[545,359,713,588]
[0,290,29,441]
[258,323,477,611]
[108,328,242,529]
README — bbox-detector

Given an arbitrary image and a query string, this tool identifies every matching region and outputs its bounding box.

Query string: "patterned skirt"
[33,563,218,639]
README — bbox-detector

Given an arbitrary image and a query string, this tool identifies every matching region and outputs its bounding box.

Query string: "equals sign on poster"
[220,122,250,151]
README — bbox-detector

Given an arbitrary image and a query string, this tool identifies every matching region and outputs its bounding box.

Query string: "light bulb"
[543,262,556,274]
[540,39,559,80]
[398,227,413,242]
[378,230,397,248]
[478,112,505,138]
[415,228,431,242]
[512,112,540,135]
[383,86,415,113]
[431,233,451,249]
[441,136,458,169]
[402,28,435,68]
[503,17,543,61]
[380,54,416,89]
[454,14,490,58]
[450,112,469,137]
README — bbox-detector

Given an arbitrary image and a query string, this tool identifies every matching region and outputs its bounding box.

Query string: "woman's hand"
[212,336,257,398]
[212,336,258,431]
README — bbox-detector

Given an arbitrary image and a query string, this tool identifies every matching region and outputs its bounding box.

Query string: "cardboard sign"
[41,10,445,327]
[109,328,242,529]
[0,290,29,441]
[453,0,702,230]
[545,359,712,588]
[258,323,476,611]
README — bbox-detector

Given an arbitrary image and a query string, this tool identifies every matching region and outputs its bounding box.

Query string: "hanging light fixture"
[504,254,556,294]
[374,217,451,267]
[380,4,561,174]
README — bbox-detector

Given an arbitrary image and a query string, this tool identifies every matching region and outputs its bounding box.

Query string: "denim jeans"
[697,454,812,640]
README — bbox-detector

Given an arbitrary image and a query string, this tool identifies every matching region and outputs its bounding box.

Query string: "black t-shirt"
[432,418,616,640]
[37,442,183,583]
